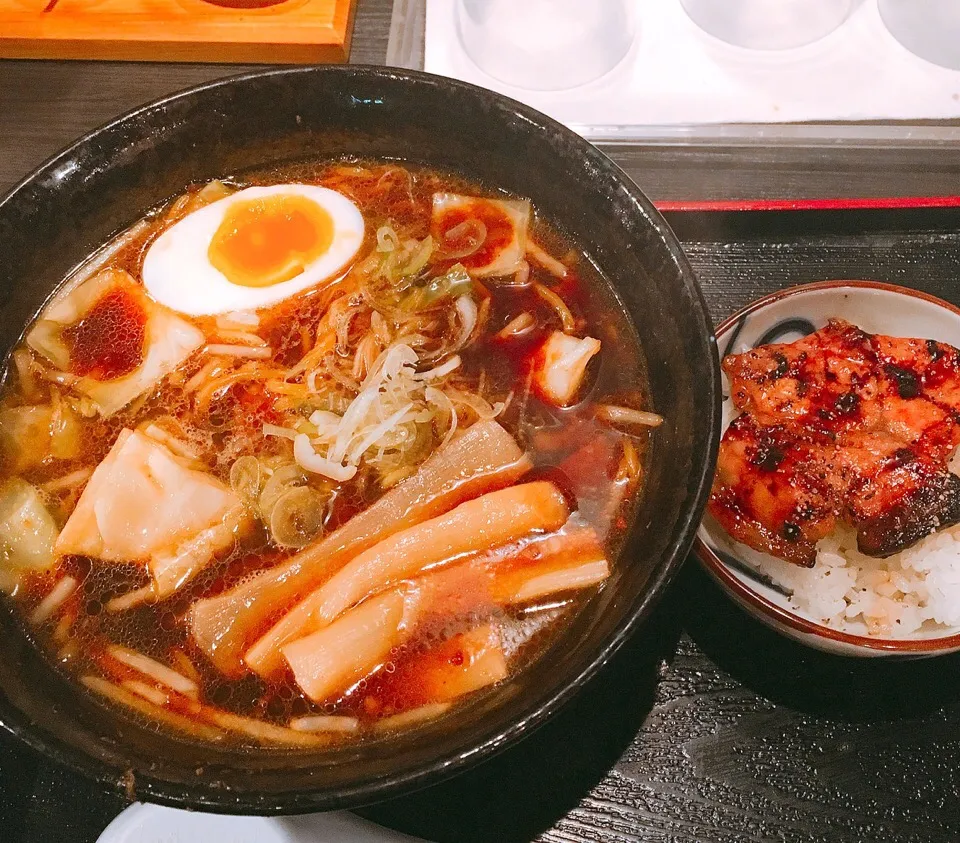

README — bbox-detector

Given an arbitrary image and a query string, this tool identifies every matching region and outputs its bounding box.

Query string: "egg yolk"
[208,194,335,288]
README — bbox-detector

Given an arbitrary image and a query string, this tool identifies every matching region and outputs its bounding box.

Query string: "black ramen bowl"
[0,66,718,813]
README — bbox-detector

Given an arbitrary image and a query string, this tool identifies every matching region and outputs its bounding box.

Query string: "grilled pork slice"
[712,319,960,563]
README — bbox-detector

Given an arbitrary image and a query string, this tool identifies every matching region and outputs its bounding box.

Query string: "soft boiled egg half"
[142,184,365,316]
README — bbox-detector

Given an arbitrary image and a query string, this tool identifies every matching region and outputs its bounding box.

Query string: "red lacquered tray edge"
[654,196,960,212]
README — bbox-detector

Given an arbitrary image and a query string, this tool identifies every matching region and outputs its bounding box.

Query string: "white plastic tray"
[387,0,960,145]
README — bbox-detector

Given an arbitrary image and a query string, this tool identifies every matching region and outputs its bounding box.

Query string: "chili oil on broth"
[0,160,654,748]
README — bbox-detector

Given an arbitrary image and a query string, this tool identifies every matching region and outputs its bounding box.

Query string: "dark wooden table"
[4,2,960,841]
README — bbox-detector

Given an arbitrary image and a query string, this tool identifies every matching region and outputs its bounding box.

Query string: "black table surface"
[4,2,960,841]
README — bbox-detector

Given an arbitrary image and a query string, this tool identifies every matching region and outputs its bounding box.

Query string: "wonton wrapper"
[431,194,530,277]
[27,268,204,417]
[533,332,601,406]
[0,404,81,473]
[56,429,246,596]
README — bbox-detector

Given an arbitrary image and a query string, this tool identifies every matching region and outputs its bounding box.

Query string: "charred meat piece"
[711,319,960,564]
[710,414,836,566]
[857,470,960,557]
[723,319,877,432]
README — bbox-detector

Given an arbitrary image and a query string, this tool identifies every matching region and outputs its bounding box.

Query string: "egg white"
[142,184,365,316]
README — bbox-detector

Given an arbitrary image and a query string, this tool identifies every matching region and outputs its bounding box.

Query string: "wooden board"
[0,0,356,64]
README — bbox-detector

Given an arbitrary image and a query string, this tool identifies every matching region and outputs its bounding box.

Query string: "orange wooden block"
[0,0,356,64]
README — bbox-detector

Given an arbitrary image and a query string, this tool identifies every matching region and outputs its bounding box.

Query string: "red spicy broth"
[0,160,657,747]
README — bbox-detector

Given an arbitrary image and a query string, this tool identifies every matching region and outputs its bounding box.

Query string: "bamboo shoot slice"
[190,420,529,677]
[283,589,408,704]
[246,480,568,679]
[495,558,609,604]
[362,625,507,717]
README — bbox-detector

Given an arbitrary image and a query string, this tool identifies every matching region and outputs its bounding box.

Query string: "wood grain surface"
[0,0,356,64]
[0,0,389,194]
[3,3,960,841]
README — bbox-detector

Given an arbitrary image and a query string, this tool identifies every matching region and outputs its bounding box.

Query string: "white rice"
[739,453,960,639]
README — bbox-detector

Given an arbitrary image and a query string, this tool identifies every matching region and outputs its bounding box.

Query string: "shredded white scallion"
[345,403,415,465]
[377,225,401,253]
[293,434,357,482]
[453,295,477,351]
[425,386,458,446]
[262,423,298,441]
[290,343,465,482]
[417,355,461,380]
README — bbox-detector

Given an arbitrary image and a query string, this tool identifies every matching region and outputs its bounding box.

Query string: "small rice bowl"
[738,451,960,638]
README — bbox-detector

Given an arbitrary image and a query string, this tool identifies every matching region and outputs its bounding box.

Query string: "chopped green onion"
[401,264,473,312]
